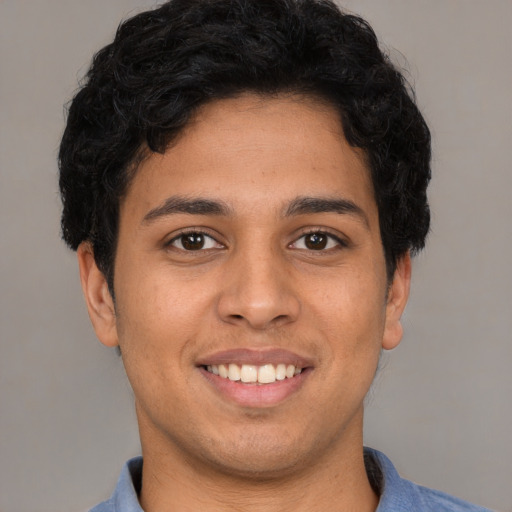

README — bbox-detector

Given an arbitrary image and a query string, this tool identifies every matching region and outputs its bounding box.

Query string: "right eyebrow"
[141,196,233,225]
[284,195,369,228]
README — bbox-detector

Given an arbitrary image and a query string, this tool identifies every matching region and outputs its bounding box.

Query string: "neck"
[137,411,379,512]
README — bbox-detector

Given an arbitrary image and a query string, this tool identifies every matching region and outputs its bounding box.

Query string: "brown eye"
[169,232,223,251]
[304,232,328,250]
[181,233,205,250]
[290,231,343,251]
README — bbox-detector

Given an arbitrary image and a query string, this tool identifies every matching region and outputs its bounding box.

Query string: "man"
[58,0,491,510]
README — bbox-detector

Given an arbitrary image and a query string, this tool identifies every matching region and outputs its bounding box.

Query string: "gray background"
[0,1,510,511]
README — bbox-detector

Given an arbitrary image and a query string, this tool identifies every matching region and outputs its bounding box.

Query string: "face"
[79,94,410,480]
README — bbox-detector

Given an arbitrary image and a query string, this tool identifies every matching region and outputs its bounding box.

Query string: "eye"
[168,231,223,251]
[291,231,344,251]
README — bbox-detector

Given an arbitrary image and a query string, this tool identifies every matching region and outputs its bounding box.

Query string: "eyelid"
[165,227,225,250]
[289,228,349,250]
[163,226,348,252]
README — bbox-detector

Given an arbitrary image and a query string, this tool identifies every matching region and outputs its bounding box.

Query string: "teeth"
[218,364,229,378]
[275,363,286,381]
[240,364,258,383]
[258,364,276,383]
[205,363,303,384]
[228,363,241,381]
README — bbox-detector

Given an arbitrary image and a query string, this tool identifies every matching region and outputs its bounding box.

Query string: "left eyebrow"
[284,196,369,228]
[142,195,233,224]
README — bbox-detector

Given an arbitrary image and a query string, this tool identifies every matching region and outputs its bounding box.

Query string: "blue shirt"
[90,448,493,511]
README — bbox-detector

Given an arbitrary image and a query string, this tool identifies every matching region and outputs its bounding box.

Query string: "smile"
[204,363,302,384]
[197,349,312,405]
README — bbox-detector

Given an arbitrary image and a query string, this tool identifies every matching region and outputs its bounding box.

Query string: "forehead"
[122,94,375,218]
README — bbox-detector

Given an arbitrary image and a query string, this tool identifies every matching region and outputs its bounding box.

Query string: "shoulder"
[89,498,115,512]
[88,457,143,512]
[365,448,494,512]
[398,477,494,512]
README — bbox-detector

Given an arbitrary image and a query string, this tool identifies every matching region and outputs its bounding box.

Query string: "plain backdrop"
[0,1,510,511]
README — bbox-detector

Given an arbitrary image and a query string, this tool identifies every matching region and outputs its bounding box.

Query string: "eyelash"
[290,229,348,252]
[166,228,347,252]
[166,229,223,251]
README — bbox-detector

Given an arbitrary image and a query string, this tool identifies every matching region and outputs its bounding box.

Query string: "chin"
[193,430,313,480]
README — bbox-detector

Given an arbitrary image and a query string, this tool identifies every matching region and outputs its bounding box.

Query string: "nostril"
[218,290,300,329]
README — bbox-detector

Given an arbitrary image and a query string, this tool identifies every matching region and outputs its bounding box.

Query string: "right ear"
[77,242,119,347]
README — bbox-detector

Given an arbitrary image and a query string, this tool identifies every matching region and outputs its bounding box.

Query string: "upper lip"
[196,348,314,368]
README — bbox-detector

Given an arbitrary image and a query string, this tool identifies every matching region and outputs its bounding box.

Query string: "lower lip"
[199,367,311,407]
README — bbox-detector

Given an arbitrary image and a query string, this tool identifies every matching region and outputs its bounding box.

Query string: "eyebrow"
[142,194,369,227]
[142,196,232,224]
[284,196,369,227]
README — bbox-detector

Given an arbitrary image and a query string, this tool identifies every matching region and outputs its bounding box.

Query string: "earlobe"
[382,252,412,351]
[77,243,119,347]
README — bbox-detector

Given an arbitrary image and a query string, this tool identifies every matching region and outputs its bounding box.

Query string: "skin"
[78,94,411,512]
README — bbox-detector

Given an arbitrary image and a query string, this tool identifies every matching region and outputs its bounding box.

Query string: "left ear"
[77,242,119,348]
[382,252,412,350]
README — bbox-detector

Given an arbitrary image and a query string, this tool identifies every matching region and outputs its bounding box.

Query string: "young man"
[59,1,491,510]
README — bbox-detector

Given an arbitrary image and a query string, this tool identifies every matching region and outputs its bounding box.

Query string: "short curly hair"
[59,0,431,291]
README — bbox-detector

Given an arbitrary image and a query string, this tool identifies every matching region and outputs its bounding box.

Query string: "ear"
[382,252,412,351]
[77,242,119,347]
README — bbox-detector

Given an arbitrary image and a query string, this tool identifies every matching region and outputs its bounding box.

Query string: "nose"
[216,247,300,330]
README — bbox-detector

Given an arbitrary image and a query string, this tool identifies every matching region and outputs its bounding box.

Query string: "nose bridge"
[217,236,299,329]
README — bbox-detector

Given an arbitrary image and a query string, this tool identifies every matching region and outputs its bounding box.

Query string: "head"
[59,0,431,488]
[59,0,431,295]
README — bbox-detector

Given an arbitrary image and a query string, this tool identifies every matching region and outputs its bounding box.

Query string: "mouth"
[197,349,312,407]
[202,363,303,385]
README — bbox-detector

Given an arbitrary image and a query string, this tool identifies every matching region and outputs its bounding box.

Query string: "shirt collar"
[109,448,419,511]
[110,457,144,512]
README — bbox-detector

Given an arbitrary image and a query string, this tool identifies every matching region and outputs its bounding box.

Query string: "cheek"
[113,263,220,388]
[116,258,208,330]
[113,279,201,421]
[304,267,387,390]
[308,266,387,336]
